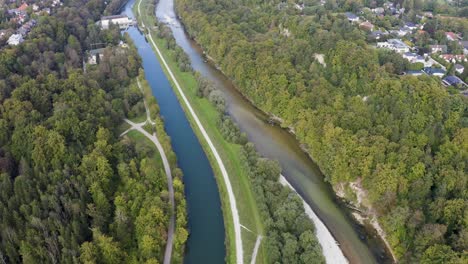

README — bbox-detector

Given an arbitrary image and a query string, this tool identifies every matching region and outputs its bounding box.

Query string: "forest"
[151,13,326,262]
[175,0,467,263]
[0,0,186,263]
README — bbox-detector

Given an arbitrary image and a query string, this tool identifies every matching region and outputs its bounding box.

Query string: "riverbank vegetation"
[0,0,186,263]
[176,0,467,262]
[135,0,326,262]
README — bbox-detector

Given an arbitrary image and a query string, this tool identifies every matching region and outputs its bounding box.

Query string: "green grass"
[134,0,266,262]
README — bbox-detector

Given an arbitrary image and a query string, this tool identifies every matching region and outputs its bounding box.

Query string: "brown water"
[155,0,393,263]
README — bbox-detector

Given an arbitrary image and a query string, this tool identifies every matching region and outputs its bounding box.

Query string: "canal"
[155,0,392,263]
[122,1,226,263]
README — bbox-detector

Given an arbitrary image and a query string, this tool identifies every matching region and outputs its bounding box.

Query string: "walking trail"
[121,79,175,264]
[136,0,244,263]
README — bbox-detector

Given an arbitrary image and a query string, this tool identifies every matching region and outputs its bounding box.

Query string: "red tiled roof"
[18,3,28,11]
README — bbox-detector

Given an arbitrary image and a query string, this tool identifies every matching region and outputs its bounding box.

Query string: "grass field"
[133,0,266,262]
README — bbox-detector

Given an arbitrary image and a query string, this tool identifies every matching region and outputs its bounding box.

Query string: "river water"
[154,0,392,263]
[122,1,226,263]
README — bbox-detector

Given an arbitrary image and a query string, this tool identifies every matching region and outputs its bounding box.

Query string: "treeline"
[149,15,326,263]
[176,0,467,262]
[196,74,325,263]
[0,0,184,263]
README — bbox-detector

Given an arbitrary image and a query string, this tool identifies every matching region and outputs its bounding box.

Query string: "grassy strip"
[134,0,265,263]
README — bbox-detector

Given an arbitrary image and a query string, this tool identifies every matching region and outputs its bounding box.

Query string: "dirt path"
[121,77,175,264]
[250,235,262,264]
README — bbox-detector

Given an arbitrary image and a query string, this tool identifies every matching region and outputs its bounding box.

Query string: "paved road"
[137,0,244,262]
[121,78,175,264]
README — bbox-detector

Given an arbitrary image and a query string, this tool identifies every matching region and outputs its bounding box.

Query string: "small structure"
[405,22,418,30]
[372,7,385,15]
[459,41,468,55]
[98,15,135,29]
[423,67,446,77]
[429,45,447,54]
[445,32,461,41]
[455,64,464,74]
[405,70,424,76]
[440,54,466,63]
[345,12,359,22]
[377,39,410,53]
[442,76,465,87]
[87,48,105,64]
[7,34,24,45]
[359,21,374,31]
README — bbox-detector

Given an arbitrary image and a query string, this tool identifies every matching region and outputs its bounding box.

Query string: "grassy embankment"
[134,0,266,263]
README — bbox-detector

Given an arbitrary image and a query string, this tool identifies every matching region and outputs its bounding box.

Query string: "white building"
[377,39,410,53]
[7,34,23,45]
[99,15,135,30]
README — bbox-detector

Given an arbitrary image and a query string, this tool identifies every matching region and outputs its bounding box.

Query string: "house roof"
[446,32,461,40]
[443,76,463,85]
[18,3,28,11]
[89,48,106,55]
[455,64,464,69]
[404,52,417,57]
[423,67,446,75]
[345,12,358,19]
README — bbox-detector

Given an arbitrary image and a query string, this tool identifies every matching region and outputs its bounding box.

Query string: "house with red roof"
[18,3,29,12]
[446,32,461,41]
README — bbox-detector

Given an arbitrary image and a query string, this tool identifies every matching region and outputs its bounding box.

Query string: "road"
[136,0,244,262]
[121,79,175,264]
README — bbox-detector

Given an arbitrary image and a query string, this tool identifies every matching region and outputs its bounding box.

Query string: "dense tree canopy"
[176,0,467,262]
[0,0,186,263]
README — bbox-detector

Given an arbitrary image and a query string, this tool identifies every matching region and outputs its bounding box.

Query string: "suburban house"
[405,70,424,76]
[377,39,410,53]
[345,12,359,22]
[87,48,105,64]
[403,52,417,61]
[442,76,465,87]
[405,22,418,30]
[423,67,446,77]
[445,32,461,41]
[98,15,135,29]
[455,64,464,74]
[459,41,468,55]
[7,34,24,45]
[359,21,374,31]
[372,7,385,15]
[430,45,447,54]
[440,54,466,63]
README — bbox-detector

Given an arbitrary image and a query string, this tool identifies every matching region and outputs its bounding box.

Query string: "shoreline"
[177,13,397,263]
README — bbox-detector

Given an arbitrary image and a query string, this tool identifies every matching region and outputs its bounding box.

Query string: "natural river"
[154,0,392,263]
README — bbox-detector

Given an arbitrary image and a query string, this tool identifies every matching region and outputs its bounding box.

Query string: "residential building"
[455,64,464,74]
[359,21,374,31]
[87,48,105,64]
[445,32,461,41]
[345,12,359,22]
[459,41,468,55]
[442,76,465,87]
[423,67,446,77]
[7,34,24,45]
[405,22,418,30]
[372,7,385,15]
[377,39,410,53]
[429,45,447,54]
[440,54,466,63]
[98,15,135,29]
[405,70,424,76]
[403,52,417,61]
